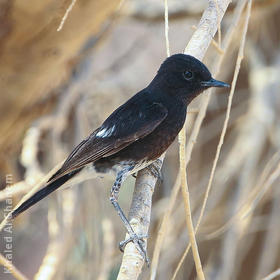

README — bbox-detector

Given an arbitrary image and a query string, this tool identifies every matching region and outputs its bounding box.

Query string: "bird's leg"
[110,168,149,264]
[146,158,163,182]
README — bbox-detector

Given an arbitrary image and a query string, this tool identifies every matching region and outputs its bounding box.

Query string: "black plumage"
[10,54,229,261]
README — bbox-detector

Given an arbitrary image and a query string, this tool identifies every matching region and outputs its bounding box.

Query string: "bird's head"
[151,54,230,104]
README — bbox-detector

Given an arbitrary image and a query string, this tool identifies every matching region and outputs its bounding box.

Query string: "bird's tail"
[10,169,82,219]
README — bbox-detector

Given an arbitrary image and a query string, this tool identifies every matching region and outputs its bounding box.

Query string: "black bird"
[10,54,229,261]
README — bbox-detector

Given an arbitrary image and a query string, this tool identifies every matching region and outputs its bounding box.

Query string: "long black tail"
[11,169,82,219]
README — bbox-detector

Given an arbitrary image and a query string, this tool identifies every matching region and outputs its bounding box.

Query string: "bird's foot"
[119,233,149,264]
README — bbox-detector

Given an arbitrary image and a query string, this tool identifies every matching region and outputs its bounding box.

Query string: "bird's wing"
[49,100,168,181]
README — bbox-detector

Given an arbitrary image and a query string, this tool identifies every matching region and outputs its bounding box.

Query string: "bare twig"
[183,0,230,57]
[159,0,231,278]
[262,268,280,280]
[117,0,171,276]
[117,157,163,279]
[150,0,232,278]
[205,3,252,278]
[170,0,250,277]
[0,253,29,280]
[179,124,205,280]
[164,0,171,57]
[191,25,224,54]
[199,0,252,252]
[214,0,222,47]
[57,0,78,32]
[0,181,32,202]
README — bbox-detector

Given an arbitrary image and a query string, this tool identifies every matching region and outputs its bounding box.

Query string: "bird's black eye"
[183,71,193,80]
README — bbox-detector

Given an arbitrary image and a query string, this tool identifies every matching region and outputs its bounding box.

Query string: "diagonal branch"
[118,0,232,279]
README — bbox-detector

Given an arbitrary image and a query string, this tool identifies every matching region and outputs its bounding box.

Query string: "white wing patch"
[96,125,116,138]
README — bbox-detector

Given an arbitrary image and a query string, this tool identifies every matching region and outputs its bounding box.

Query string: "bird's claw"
[119,233,148,252]
[119,233,149,264]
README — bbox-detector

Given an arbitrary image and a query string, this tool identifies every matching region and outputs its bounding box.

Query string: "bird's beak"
[201,78,230,88]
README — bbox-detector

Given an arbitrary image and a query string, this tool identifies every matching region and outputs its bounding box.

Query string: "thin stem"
[179,124,205,280]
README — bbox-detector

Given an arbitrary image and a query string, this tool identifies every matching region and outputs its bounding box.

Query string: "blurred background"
[0,0,280,279]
